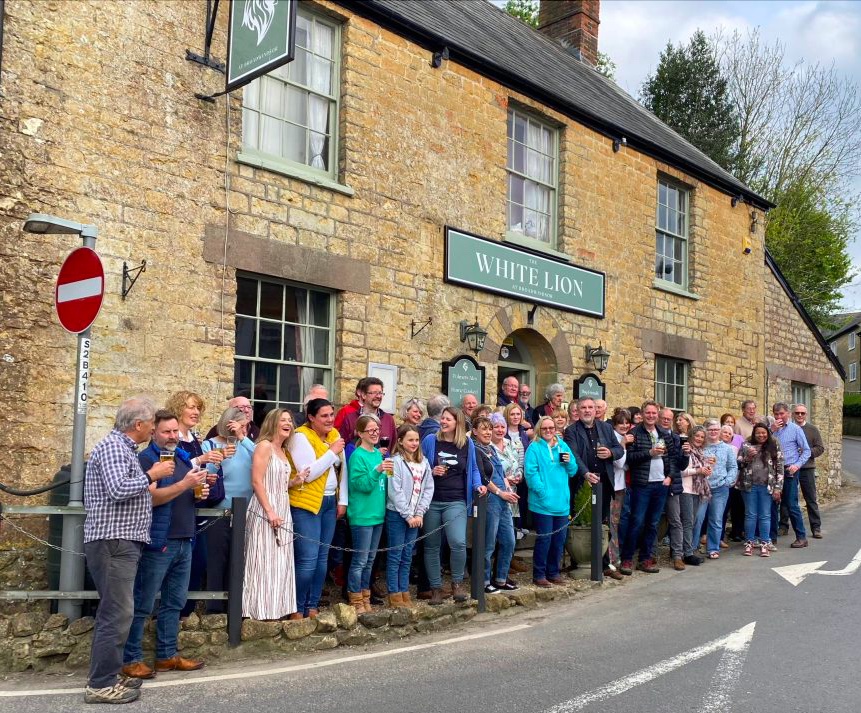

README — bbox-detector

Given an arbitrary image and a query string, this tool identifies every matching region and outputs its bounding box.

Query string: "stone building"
[0,0,844,509]
[826,314,861,393]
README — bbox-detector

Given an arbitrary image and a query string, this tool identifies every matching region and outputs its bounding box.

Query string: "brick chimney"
[537,1,600,67]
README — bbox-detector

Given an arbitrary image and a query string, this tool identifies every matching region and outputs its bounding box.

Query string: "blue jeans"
[385,510,419,593]
[620,482,668,562]
[292,495,337,615]
[617,487,631,555]
[772,471,806,541]
[705,485,730,553]
[531,513,568,580]
[423,500,468,588]
[123,538,192,663]
[485,495,516,584]
[348,524,383,592]
[742,485,772,544]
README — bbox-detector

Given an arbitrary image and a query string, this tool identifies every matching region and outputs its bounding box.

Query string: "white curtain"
[524,123,552,241]
[308,23,333,169]
[296,292,316,402]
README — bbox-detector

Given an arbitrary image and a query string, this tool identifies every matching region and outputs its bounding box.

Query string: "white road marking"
[0,623,530,698]
[57,276,102,303]
[546,622,756,713]
[772,545,861,586]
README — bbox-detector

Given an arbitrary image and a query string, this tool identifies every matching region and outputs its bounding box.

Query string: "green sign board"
[227,0,297,93]
[576,373,606,401]
[442,355,486,406]
[444,227,605,318]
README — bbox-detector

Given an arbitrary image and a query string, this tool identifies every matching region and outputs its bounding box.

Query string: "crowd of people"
[80,377,826,704]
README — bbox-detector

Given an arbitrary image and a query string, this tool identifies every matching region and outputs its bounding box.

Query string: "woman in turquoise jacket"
[524,416,582,587]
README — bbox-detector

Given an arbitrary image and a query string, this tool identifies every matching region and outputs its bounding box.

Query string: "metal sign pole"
[58,226,97,619]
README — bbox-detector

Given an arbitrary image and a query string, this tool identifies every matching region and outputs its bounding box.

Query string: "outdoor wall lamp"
[749,210,759,234]
[731,195,744,208]
[612,137,627,153]
[459,318,488,356]
[584,343,610,373]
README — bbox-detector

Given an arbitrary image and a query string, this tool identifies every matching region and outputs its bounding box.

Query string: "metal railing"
[0,500,248,647]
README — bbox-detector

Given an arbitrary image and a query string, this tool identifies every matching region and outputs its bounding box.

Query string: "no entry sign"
[55,247,105,333]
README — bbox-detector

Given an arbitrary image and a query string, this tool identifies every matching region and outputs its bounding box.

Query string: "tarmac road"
[3,488,860,712]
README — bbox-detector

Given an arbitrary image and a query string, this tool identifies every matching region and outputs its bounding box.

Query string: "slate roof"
[826,312,861,340]
[335,0,774,210]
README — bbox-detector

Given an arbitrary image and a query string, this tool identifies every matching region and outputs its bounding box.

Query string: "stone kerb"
[0,576,619,674]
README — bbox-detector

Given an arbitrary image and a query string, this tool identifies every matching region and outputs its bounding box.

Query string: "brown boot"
[451,581,468,603]
[348,591,366,614]
[508,557,528,573]
[361,589,373,611]
[429,588,444,606]
[387,592,404,608]
[401,590,413,606]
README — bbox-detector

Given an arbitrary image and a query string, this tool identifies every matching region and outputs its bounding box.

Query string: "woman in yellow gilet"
[287,399,347,618]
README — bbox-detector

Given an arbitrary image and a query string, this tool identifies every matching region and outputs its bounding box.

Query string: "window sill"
[237,152,355,197]
[652,279,701,300]
[503,231,569,261]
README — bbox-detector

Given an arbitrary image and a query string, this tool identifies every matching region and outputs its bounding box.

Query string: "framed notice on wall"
[369,363,398,415]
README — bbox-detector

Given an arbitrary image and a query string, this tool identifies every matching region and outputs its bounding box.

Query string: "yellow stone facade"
[0,0,843,505]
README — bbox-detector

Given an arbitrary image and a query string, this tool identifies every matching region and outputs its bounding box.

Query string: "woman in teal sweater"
[347,414,391,612]
[524,416,583,587]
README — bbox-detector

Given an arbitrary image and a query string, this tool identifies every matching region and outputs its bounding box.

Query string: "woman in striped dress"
[243,409,308,620]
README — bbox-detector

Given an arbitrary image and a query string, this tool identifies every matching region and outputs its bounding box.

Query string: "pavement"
[3,452,861,711]
[841,435,861,486]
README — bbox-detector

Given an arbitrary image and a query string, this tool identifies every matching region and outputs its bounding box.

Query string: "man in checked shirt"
[82,397,173,705]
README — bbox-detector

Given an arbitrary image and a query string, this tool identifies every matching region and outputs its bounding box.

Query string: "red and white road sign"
[55,247,105,334]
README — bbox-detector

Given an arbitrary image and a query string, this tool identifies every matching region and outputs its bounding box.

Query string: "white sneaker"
[84,684,140,704]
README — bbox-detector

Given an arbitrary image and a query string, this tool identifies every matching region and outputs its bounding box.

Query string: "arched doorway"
[497,328,559,406]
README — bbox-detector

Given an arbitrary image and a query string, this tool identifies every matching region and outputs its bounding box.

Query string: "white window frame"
[234,273,336,419]
[655,356,689,412]
[655,179,689,290]
[849,332,856,351]
[239,7,342,186]
[505,106,559,249]
[851,362,857,382]
[791,382,813,417]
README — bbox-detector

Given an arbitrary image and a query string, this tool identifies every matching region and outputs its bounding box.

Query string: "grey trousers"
[666,492,697,559]
[84,539,143,689]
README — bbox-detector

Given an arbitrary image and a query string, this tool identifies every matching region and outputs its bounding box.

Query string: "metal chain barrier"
[0,510,232,558]
[0,496,590,559]
[246,495,591,556]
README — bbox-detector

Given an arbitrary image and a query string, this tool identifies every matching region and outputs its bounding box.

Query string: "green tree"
[504,0,538,28]
[765,179,855,329]
[640,30,739,172]
[596,51,616,80]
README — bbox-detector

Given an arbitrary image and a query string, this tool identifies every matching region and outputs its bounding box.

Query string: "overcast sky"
[491,0,861,312]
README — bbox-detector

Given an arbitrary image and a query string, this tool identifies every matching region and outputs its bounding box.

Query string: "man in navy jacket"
[121,410,207,681]
[563,397,624,578]
[620,400,680,575]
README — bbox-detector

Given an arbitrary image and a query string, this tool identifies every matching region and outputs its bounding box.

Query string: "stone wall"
[0,0,841,502]
[0,577,607,673]
[764,265,844,493]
